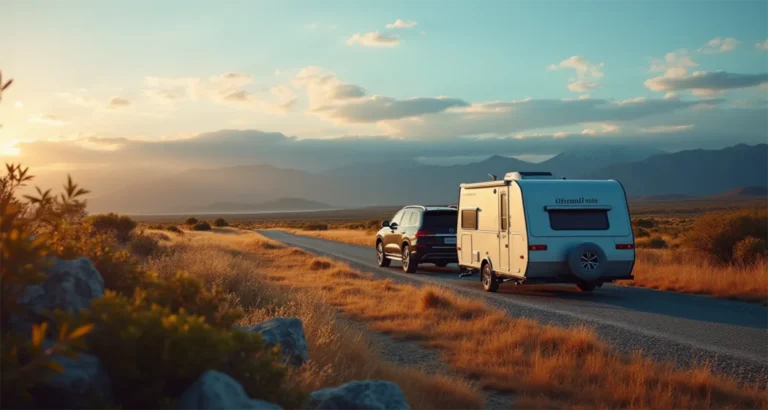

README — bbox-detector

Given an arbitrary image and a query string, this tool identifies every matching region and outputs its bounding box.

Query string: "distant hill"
[588,144,768,197]
[196,198,332,213]
[87,143,763,213]
[714,186,768,198]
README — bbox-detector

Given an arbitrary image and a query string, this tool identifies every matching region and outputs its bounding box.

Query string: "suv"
[375,205,458,273]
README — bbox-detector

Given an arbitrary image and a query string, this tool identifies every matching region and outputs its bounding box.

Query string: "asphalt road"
[259,230,768,383]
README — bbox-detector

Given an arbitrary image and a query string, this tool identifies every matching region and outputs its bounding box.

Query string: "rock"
[40,342,111,409]
[21,257,105,315]
[178,370,283,410]
[245,318,308,366]
[13,257,105,334]
[309,380,411,410]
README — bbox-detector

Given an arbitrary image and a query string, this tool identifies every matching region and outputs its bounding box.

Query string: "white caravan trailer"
[457,171,635,292]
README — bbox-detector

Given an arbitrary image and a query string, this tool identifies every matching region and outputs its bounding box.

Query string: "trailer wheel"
[402,244,418,273]
[481,262,499,292]
[376,240,390,267]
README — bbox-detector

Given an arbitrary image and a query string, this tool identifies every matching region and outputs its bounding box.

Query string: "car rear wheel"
[376,241,390,267]
[402,245,418,273]
[481,263,499,292]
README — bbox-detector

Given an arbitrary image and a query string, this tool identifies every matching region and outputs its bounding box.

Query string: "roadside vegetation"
[182,230,768,409]
[262,207,768,304]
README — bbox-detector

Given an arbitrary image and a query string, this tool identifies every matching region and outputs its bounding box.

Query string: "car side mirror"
[389,222,398,230]
[382,220,390,228]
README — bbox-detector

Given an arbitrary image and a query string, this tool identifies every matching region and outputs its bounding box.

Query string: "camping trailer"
[457,171,635,292]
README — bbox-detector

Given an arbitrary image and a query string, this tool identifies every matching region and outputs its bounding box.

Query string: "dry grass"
[282,228,376,247]
[143,230,484,410]
[624,249,768,304]
[232,231,767,410]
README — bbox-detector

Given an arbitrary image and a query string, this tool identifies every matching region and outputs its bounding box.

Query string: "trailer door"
[498,190,510,273]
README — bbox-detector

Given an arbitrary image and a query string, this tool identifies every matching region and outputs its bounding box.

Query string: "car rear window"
[548,209,609,231]
[423,211,458,232]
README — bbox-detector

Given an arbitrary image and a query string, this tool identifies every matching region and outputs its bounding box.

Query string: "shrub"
[62,292,302,409]
[634,218,656,229]
[213,218,229,227]
[165,225,182,234]
[685,209,768,263]
[302,223,328,231]
[733,237,767,266]
[634,227,650,238]
[648,236,668,249]
[184,217,198,226]
[127,232,162,258]
[86,213,137,242]
[192,221,211,231]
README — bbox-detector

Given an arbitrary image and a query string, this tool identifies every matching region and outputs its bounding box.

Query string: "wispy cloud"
[646,71,768,93]
[29,113,68,127]
[639,124,694,134]
[346,32,400,47]
[699,37,739,53]
[386,19,418,29]
[756,39,768,51]
[548,56,604,93]
[107,96,131,108]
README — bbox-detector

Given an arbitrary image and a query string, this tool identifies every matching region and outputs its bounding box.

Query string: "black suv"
[375,206,458,273]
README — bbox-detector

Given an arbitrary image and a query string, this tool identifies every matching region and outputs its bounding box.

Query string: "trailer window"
[500,192,507,232]
[461,209,478,230]
[548,209,609,231]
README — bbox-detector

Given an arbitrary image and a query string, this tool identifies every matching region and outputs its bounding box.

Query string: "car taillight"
[529,244,547,251]
[415,230,435,238]
[616,244,634,250]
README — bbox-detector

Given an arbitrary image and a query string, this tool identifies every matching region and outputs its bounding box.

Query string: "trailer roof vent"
[504,171,554,181]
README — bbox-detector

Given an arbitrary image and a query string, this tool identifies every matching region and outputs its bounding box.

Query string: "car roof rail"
[404,205,427,210]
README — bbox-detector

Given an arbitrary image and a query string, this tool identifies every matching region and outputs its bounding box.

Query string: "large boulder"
[14,257,105,333]
[38,341,111,409]
[309,380,411,410]
[244,318,308,366]
[178,370,282,410]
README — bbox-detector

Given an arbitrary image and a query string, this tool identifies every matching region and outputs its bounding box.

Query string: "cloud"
[756,40,768,51]
[293,66,369,108]
[649,51,698,78]
[548,56,604,93]
[380,97,719,139]
[699,37,739,53]
[581,122,621,135]
[346,32,400,47]
[328,84,366,99]
[315,95,469,123]
[386,19,418,29]
[645,71,768,92]
[107,96,130,108]
[29,113,67,127]
[567,81,601,92]
[639,124,694,134]
[270,84,298,111]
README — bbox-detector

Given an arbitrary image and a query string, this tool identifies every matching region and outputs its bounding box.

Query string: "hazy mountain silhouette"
[588,144,767,196]
[86,144,765,213]
[192,198,332,213]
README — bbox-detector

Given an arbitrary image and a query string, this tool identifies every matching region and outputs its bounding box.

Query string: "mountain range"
[77,143,767,213]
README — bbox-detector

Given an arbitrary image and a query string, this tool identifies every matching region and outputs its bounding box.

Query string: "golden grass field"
[151,228,767,409]
[144,228,484,410]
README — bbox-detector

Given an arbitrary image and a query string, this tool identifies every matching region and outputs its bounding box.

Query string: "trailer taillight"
[529,244,547,251]
[616,244,634,250]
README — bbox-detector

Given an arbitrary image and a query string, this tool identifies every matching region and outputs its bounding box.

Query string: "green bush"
[733,237,767,266]
[213,218,229,227]
[686,209,768,263]
[165,225,182,234]
[62,292,302,409]
[192,221,211,231]
[86,213,137,243]
[184,217,198,226]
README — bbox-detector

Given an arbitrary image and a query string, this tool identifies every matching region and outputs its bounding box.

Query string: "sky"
[1,0,767,172]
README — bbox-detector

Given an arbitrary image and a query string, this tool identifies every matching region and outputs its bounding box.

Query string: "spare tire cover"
[567,242,607,281]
